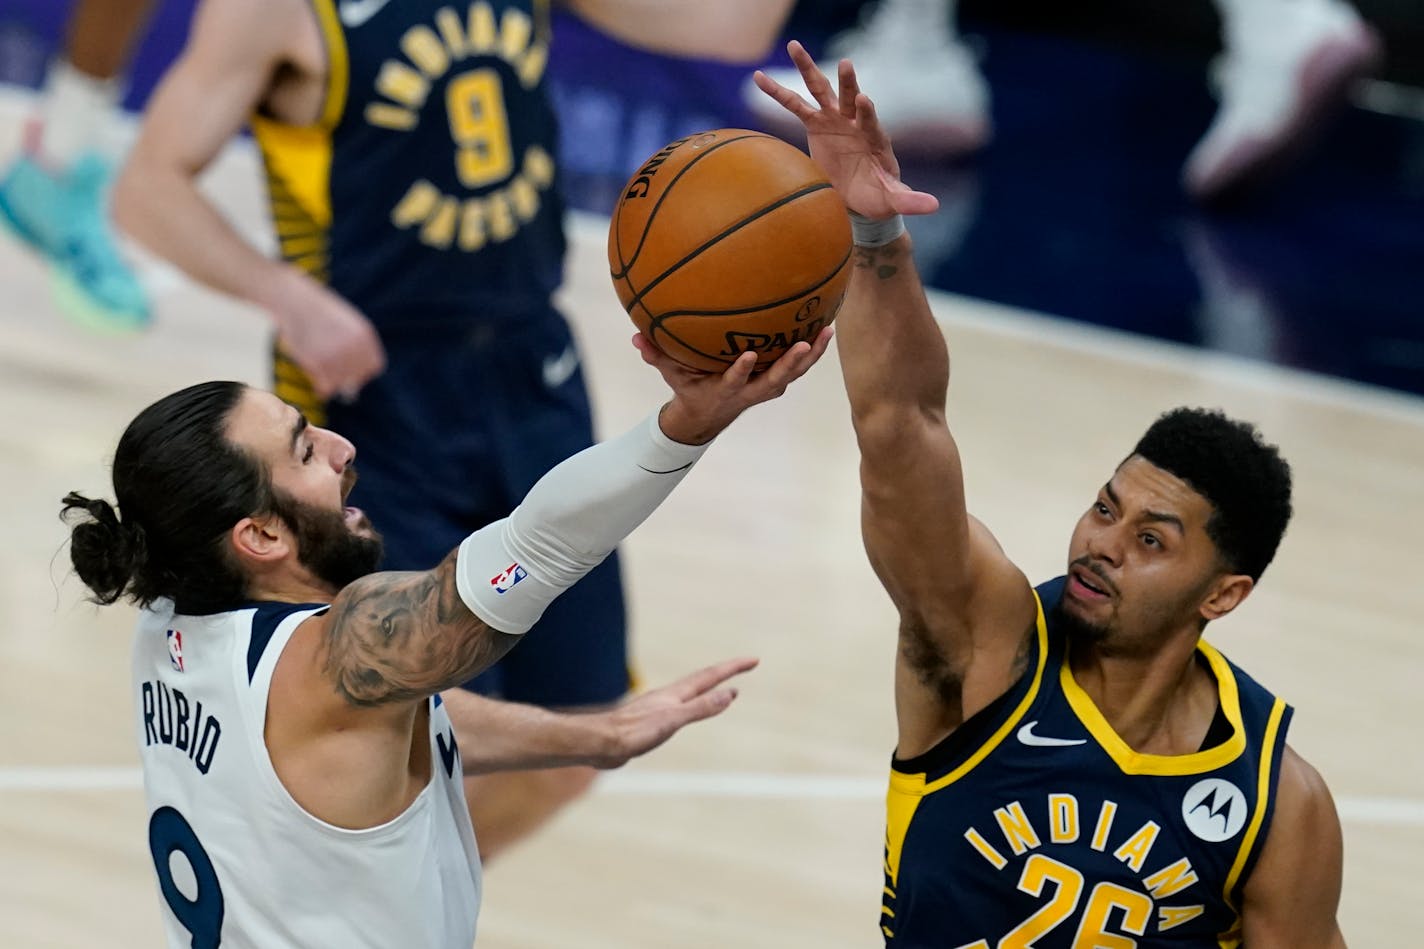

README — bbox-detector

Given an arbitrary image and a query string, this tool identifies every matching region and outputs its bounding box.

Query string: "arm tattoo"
[321,548,520,708]
[853,243,901,280]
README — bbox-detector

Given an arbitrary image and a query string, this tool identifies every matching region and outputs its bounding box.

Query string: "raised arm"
[113,0,384,399]
[754,44,1036,754]
[309,334,831,711]
[1240,747,1348,948]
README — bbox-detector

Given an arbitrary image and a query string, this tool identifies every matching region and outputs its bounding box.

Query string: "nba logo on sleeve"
[490,563,528,594]
[166,629,185,672]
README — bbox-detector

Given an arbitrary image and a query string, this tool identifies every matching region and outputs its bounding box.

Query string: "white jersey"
[132,599,481,949]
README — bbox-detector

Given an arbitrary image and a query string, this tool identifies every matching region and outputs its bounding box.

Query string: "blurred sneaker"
[1183,0,1381,201]
[0,150,150,331]
[745,3,990,156]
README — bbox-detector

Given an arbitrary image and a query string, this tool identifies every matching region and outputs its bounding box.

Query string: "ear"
[230,515,291,567]
[1200,573,1253,622]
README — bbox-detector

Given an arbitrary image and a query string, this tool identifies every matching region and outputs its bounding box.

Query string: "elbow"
[111,156,163,247]
[110,162,144,238]
[851,403,947,452]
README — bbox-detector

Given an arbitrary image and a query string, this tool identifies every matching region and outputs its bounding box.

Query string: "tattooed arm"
[320,547,522,708]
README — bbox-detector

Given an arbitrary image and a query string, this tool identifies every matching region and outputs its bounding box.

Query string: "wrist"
[657,401,719,447]
[849,211,906,248]
[586,711,627,769]
[248,262,303,318]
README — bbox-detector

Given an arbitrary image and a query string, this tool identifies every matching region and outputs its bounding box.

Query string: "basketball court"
[1,84,1422,947]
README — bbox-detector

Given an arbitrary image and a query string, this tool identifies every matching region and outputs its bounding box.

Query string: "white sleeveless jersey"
[132,599,481,949]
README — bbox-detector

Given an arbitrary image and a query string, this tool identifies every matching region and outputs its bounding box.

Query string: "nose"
[318,426,356,472]
[1085,522,1124,568]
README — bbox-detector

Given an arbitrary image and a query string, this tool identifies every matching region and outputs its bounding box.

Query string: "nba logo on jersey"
[166,629,185,672]
[490,563,527,594]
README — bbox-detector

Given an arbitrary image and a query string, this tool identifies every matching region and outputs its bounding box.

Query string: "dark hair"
[62,381,275,614]
[1131,407,1293,582]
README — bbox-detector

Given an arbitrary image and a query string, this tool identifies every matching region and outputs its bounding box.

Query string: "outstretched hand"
[635,327,834,445]
[753,41,939,221]
[593,657,759,769]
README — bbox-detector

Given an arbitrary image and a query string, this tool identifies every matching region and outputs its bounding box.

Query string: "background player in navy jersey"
[756,42,1345,947]
[111,0,790,859]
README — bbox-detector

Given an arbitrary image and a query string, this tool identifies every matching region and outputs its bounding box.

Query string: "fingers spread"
[856,93,891,156]
[752,70,815,121]
[794,50,838,112]
[837,59,861,119]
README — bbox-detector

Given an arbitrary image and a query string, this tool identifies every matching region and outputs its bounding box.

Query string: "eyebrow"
[1103,481,1185,536]
[289,412,309,456]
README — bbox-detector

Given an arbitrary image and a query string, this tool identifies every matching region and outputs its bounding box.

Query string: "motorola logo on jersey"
[1181,778,1248,842]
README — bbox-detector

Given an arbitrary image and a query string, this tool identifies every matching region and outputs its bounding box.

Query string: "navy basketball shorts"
[323,307,630,709]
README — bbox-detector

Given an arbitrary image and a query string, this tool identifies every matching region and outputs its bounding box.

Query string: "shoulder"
[185,0,318,66]
[1244,744,1342,900]
[1272,745,1339,837]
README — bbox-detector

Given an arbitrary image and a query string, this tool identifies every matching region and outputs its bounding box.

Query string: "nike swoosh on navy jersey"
[1016,720,1087,747]
[338,0,392,28]
[541,345,580,389]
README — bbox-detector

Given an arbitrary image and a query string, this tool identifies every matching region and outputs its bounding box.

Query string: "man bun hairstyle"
[61,381,274,614]
[1131,407,1293,582]
[61,493,148,605]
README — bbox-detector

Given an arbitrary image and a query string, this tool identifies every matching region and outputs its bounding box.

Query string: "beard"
[273,491,384,592]
[1050,595,1111,645]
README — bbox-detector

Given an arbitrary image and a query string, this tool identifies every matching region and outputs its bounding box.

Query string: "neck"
[248,568,339,606]
[1068,628,1217,755]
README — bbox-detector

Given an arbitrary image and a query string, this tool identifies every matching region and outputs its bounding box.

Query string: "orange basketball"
[607,129,852,373]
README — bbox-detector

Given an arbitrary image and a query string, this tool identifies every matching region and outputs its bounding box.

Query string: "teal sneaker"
[0,151,151,332]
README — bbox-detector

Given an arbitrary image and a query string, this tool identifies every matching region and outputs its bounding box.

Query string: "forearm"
[441,689,616,774]
[114,157,285,310]
[837,234,951,434]
[455,410,709,634]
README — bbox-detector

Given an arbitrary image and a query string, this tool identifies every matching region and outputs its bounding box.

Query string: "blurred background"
[1,1,1421,946]
[3,0,1421,392]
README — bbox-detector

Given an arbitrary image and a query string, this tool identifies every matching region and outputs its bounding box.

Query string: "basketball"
[607,129,852,373]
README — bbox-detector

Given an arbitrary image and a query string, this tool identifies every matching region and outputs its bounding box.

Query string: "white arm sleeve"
[454,410,709,634]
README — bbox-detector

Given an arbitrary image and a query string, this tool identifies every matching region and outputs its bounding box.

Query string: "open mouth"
[1068,565,1112,601]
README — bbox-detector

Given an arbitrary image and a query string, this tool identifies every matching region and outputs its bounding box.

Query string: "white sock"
[34,59,122,169]
[1212,0,1352,51]
[877,0,955,38]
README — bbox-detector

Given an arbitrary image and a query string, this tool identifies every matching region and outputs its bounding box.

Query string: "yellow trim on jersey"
[1059,638,1246,776]
[251,119,335,233]
[1216,694,1287,949]
[883,591,1049,891]
[890,590,1051,799]
[274,344,326,426]
[309,0,349,130]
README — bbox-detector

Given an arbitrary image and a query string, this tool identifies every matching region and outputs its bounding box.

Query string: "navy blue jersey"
[254,0,564,329]
[881,577,1292,948]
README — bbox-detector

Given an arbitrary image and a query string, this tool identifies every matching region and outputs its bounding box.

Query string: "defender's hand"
[752,40,939,221]
[634,327,833,445]
[593,657,759,769]
[262,267,388,401]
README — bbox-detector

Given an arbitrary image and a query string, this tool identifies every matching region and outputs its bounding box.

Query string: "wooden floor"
[2,116,1422,947]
